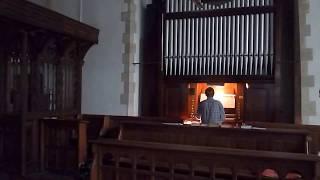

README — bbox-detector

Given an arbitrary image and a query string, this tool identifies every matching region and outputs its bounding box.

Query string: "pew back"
[120,122,311,153]
[91,139,320,180]
[247,121,320,154]
[82,115,183,140]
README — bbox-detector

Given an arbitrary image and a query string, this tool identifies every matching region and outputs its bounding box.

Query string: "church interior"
[1,0,320,179]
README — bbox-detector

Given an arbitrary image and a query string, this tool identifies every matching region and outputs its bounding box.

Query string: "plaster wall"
[299,0,320,125]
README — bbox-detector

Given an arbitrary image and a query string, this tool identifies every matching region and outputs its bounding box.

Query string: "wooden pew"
[82,115,184,158]
[119,122,311,154]
[91,139,320,180]
[246,121,320,154]
[82,115,183,140]
[90,118,319,179]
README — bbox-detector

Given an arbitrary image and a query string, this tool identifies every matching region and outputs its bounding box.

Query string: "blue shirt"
[197,97,225,125]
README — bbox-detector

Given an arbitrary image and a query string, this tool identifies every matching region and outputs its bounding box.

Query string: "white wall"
[299,0,320,125]
[26,0,48,7]
[48,0,80,20]
[81,0,128,115]
[26,0,79,20]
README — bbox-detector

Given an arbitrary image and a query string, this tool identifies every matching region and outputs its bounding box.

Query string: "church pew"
[119,122,311,154]
[246,121,320,154]
[82,115,183,140]
[82,115,183,159]
[91,139,320,180]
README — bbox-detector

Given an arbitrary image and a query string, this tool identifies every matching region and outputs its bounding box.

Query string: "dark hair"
[205,87,215,97]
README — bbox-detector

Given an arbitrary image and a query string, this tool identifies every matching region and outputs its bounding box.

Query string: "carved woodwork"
[91,139,320,180]
[0,0,99,176]
[90,119,320,180]
[40,119,88,175]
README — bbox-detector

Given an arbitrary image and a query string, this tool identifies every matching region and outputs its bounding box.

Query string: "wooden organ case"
[141,0,299,124]
[0,0,99,175]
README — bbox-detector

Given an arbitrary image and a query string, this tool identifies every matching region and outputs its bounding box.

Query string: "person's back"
[197,87,225,125]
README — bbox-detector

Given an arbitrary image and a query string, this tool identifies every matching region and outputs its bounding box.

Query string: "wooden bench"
[82,115,183,140]
[246,121,320,154]
[119,122,311,154]
[82,115,184,159]
[90,118,319,179]
[91,139,320,180]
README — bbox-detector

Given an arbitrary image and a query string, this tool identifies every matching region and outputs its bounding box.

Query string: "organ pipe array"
[162,0,275,79]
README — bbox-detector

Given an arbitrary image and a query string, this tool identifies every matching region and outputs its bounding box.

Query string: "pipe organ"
[163,0,275,80]
[142,0,297,124]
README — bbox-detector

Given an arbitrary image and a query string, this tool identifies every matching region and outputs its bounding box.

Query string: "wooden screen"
[0,0,98,175]
[0,31,85,114]
[162,0,275,80]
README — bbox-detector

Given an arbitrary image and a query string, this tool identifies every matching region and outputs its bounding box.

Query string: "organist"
[196,87,225,126]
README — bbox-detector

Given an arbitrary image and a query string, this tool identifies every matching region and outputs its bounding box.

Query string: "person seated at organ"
[197,87,225,126]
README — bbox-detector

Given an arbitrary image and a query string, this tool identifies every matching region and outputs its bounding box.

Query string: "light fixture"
[207,82,224,87]
[246,83,250,89]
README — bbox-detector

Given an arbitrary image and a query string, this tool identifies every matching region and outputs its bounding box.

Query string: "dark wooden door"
[244,85,274,122]
[163,83,188,118]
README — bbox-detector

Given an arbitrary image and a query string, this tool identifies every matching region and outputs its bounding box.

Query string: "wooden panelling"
[0,116,22,174]
[163,83,189,118]
[0,0,98,176]
[244,85,272,122]
[141,2,163,117]
[40,119,87,175]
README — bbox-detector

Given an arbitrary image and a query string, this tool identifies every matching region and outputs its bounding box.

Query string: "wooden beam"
[164,6,275,20]
[0,0,99,43]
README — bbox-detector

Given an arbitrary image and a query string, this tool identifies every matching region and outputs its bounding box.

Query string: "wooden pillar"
[0,33,5,114]
[20,31,29,176]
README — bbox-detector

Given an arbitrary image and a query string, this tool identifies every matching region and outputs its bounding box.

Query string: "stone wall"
[299,0,320,125]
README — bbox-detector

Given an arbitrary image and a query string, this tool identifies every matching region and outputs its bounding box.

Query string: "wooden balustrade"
[91,139,320,180]
[40,118,87,175]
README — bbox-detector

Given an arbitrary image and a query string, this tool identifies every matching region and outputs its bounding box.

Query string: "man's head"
[205,87,215,97]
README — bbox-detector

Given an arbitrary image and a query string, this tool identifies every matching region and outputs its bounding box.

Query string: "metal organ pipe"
[163,0,275,78]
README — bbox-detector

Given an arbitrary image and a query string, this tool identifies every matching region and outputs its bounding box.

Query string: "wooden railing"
[40,118,87,175]
[91,139,320,180]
